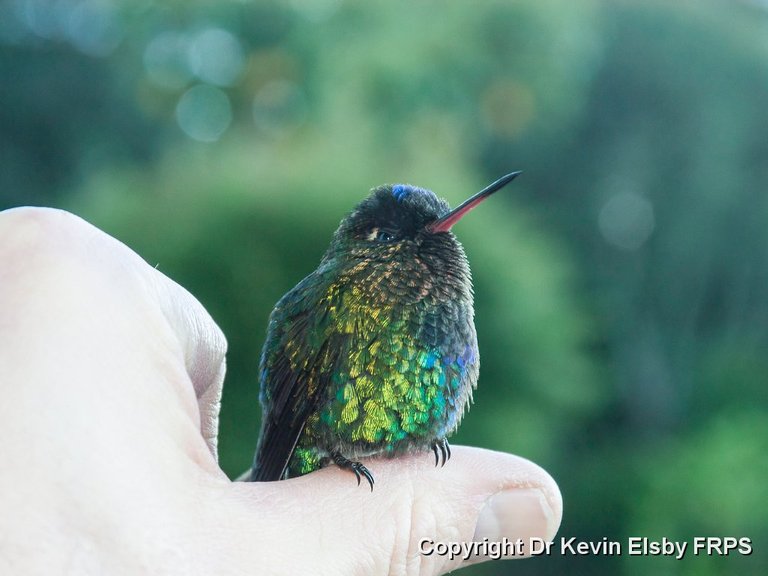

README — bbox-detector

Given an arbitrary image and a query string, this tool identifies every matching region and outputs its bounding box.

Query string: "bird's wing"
[250,271,346,481]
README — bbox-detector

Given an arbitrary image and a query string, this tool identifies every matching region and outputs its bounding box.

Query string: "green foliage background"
[3,0,766,573]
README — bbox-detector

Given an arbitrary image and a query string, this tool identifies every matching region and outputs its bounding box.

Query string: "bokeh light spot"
[252,80,307,137]
[144,32,193,90]
[481,80,536,139]
[290,0,341,22]
[65,0,122,57]
[188,28,244,87]
[11,0,121,55]
[16,0,59,39]
[175,84,232,143]
[598,191,655,251]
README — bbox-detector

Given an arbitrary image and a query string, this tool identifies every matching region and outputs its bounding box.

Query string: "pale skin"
[0,207,562,575]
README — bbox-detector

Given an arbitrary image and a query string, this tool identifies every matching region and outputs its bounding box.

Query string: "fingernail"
[472,489,556,558]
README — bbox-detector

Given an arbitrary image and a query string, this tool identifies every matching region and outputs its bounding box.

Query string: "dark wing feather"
[249,324,311,481]
[250,271,343,481]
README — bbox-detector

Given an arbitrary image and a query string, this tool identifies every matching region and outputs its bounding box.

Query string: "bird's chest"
[310,303,478,453]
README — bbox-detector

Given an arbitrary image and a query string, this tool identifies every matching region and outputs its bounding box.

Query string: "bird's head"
[323,173,521,274]
[319,174,521,305]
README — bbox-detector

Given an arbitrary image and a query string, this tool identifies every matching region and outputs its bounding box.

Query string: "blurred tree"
[0,43,162,207]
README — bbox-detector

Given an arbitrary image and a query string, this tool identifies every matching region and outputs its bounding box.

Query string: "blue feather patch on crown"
[392,184,410,201]
[392,184,430,202]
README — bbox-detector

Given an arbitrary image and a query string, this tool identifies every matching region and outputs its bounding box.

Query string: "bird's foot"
[330,451,374,491]
[431,438,451,467]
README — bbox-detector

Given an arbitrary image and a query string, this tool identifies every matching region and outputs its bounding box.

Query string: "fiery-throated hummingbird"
[249,172,521,489]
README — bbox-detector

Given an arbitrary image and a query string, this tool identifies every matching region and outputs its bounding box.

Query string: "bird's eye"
[364,226,398,243]
[365,227,397,243]
[377,229,396,242]
[375,229,396,242]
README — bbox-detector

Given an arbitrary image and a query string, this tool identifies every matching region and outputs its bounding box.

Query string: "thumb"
[222,447,561,575]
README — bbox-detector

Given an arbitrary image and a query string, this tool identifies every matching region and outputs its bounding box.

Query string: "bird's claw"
[331,451,375,491]
[431,438,451,467]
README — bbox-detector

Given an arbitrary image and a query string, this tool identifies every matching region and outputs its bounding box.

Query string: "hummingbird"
[249,172,521,489]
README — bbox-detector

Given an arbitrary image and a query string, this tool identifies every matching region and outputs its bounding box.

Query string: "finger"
[145,270,227,459]
[0,207,226,471]
[217,446,562,575]
[0,207,231,573]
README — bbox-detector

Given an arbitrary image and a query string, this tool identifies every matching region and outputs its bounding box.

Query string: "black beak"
[427,171,522,233]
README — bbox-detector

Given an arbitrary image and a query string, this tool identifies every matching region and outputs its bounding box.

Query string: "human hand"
[0,207,561,575]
